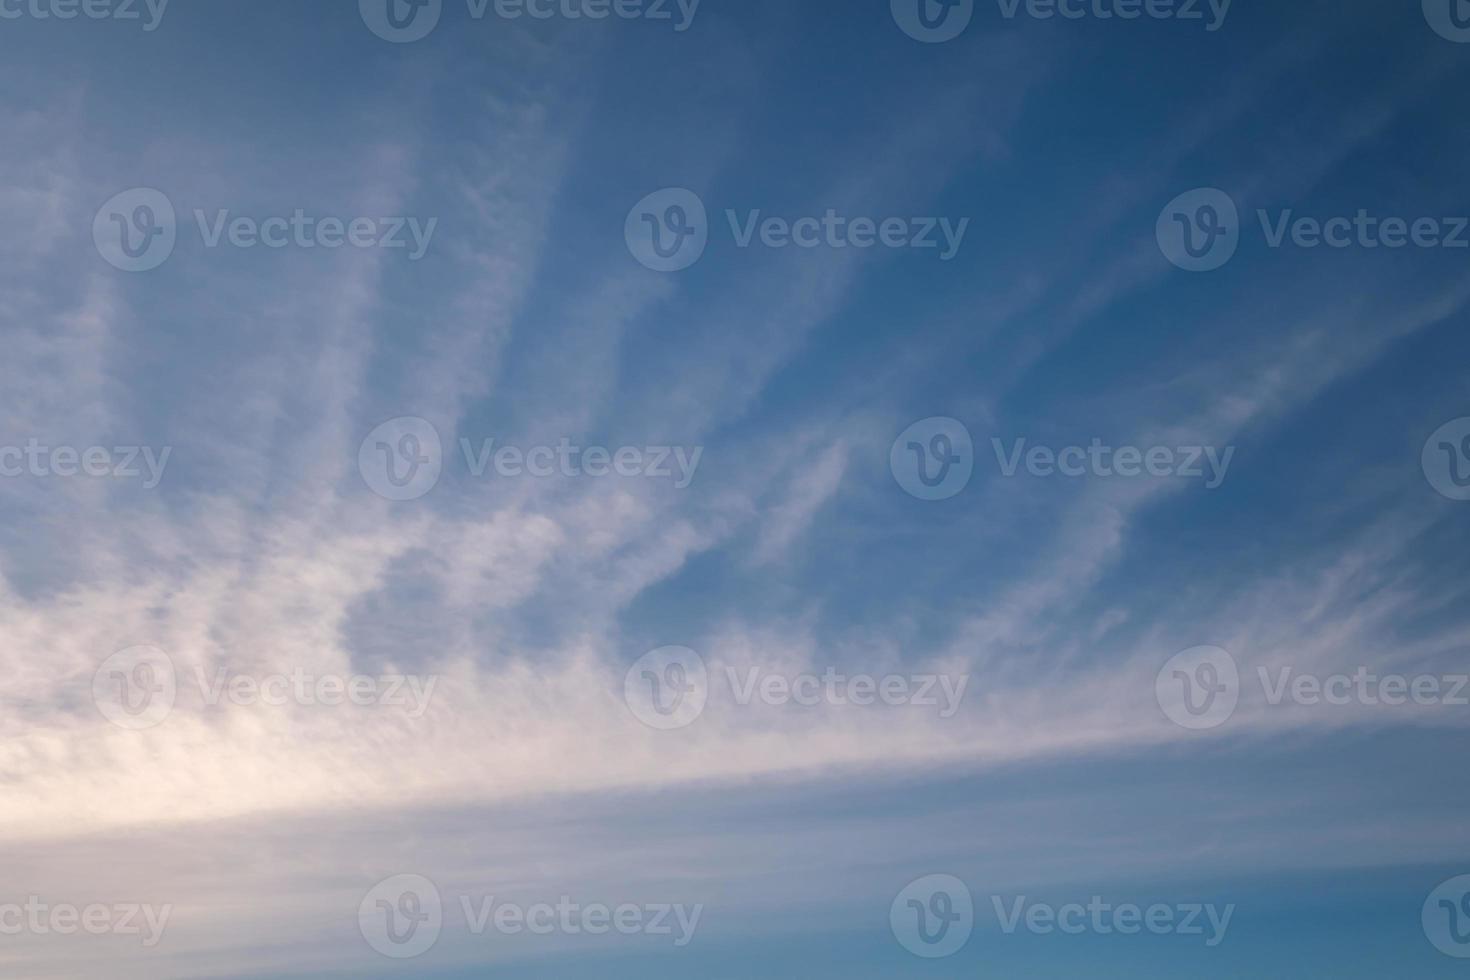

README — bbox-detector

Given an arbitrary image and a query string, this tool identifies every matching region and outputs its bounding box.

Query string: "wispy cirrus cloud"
[1,2,1469,977]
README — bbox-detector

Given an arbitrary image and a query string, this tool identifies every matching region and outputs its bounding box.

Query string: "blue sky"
[2,0,1470,976]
